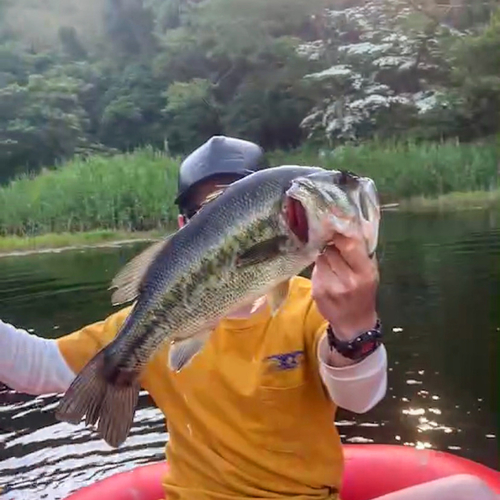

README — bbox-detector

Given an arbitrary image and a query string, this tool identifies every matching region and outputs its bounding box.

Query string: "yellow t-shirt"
[57,276,343,499]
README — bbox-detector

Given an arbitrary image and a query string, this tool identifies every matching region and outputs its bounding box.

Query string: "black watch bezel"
[327,319,383,361]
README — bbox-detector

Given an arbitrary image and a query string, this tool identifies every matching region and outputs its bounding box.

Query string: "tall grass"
[0,140,498,237]
[270,139,499,203]
[0,147,180,236]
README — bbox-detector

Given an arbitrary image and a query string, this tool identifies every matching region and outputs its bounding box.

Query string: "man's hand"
[311,231,379,365]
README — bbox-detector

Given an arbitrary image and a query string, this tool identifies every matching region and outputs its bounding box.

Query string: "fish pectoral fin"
[109,237,172,305]
[267,279,291,316]
[168,331,211,372]
[236,236,288,267]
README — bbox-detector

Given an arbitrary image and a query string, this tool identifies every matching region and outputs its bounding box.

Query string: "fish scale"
[55,165,380,448]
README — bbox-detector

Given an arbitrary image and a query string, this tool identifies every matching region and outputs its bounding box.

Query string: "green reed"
[0,140,498,237]
[269,139,499,204]
[0,146,180,236]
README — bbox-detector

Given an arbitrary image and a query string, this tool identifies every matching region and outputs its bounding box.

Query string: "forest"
[0,0,499,239]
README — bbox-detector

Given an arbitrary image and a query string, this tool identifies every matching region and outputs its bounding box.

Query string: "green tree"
[163,78,222,153]
[0,74,92,181]
[154,0,329,151]
[446,8,500,138]
[103,0,157,59]
[99,62,167,150]
[298,0,458,146]
[0,0,497,184]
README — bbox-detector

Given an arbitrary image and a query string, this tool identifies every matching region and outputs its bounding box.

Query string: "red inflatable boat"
[64,444,500,500]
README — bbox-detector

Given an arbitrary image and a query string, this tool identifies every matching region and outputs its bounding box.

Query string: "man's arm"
[303,301,387,415]
[0,307,132,395]
[316,332,387,414]
[0,319,74,394]
[308,227,387,414]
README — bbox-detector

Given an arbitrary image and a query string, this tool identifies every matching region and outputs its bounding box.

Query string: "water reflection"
[0,209,499,498]
[1,389,167,499]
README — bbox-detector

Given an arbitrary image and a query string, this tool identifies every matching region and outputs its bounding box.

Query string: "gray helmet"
[174,135,266,215]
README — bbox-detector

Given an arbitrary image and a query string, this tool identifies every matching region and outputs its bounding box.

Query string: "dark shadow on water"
[0,210,498,498]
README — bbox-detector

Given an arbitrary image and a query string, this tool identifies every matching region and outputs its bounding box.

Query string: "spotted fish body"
[55,165,380,448]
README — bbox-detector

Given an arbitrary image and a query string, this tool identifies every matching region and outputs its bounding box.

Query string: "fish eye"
[338,170,360,186]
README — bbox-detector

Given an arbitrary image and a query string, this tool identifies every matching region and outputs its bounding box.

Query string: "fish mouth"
[285,195,309,244]
[357,177,381,256]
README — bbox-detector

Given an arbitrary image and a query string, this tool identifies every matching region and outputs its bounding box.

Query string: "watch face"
[359,341,377,356]
[342,338,381,360]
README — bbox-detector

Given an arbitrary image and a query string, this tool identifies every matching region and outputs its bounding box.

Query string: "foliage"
[152,0,330,150]
[0,147,180,236]
[269,139,498,200]
[0,141,497,237]
[0,73,92,181]
[439,9,500,140]
[296,0,499,145]
[162,78,222,153]
[0,0,498,184]
[298,0,461,145]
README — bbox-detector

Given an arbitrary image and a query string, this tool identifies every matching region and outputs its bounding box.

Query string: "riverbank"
[0,230,162,256]
[1,188,498,256]
[0,139,498,255]
[399,188,500,212]
[0,140,498,237]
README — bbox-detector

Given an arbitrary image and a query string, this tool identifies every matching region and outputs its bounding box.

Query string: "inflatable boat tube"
[64,444,500,500]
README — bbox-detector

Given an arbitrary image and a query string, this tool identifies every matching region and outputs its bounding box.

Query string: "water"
[0,209,499,498]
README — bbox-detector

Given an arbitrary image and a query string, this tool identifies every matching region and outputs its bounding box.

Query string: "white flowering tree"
[297,0,460,146]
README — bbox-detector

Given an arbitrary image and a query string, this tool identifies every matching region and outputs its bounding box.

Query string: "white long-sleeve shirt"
[0,318,387,412]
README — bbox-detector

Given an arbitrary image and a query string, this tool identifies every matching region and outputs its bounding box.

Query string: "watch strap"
[326,319,383,361]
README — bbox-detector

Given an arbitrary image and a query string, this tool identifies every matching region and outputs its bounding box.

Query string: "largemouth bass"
[55,166,380,447]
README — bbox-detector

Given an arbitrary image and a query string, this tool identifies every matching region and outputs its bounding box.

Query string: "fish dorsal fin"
[109,237,170,305]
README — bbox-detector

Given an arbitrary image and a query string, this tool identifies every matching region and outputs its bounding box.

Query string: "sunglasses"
[181,183,232,221]
[182,205,201,220]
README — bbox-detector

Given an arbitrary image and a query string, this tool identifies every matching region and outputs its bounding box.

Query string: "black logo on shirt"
[265,350,304,371]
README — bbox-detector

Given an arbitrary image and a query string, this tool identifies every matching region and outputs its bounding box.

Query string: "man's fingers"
[315,252,340,280]
[327,231,371,273]
[312,254,343,303]
[319,245,353,281]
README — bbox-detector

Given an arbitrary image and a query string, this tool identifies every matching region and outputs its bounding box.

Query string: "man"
[0,136,495,500]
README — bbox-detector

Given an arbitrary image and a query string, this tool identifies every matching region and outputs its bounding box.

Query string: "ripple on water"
[0,392,167,500]
[1,212,499,496]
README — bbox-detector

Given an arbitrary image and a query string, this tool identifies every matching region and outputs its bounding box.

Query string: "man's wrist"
[326,318,383,362]
[327,311,378,342]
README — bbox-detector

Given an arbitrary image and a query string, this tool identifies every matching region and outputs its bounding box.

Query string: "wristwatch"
[326,319,383,361]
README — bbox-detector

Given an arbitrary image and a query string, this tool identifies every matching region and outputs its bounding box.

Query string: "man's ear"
[178,214,186,228]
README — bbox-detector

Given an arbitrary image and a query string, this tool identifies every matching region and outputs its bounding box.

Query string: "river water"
[0,209,498,499]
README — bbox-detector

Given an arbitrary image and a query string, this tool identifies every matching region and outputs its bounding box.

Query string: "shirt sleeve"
[0,307,132,396]
[0,319,75,395]
[56,306,133,374]
[316,330,388,413]
[303,295,387,414]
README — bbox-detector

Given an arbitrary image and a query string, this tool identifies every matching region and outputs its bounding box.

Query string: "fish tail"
[55,349,140,448]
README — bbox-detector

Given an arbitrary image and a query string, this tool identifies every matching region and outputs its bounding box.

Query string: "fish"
[55,165,380,448]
